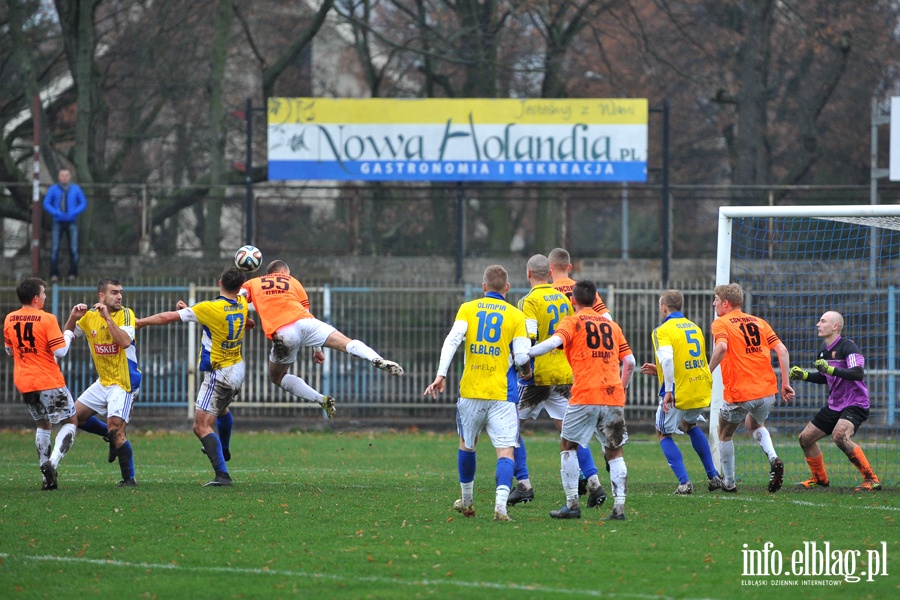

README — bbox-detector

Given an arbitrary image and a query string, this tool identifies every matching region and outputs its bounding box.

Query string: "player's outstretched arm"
[135,311,182,330]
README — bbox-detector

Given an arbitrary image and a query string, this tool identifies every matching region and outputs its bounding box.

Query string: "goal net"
[711,205,900,488]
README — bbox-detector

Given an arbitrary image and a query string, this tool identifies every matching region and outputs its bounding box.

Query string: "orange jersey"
[554,308,632,406]
[711,310,781,402]
[3,307,67,393]
[242,273,314,338]
[552,277,609,315]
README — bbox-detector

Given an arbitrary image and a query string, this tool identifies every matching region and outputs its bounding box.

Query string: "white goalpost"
[711,204,900,487]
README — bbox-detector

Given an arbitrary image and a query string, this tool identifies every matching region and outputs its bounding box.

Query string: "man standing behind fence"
[43,168,87,282]
[137,267,250,487]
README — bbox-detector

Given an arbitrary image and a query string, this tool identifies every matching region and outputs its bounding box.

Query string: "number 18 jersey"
[455,295,527,401]
[711,310,780,403]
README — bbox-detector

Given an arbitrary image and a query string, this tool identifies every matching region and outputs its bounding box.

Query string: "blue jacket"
[43,183,88,223]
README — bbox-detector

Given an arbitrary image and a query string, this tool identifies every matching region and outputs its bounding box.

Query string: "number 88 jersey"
[554,309,633,407]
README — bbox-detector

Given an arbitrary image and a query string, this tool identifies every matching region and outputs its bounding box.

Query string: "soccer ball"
[234,245,262,272]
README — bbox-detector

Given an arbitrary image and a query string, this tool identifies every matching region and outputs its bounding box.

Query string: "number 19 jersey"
[711,310,780,403]
[456,296,527,401]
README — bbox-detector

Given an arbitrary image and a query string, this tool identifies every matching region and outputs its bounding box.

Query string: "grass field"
[0,428,897,599]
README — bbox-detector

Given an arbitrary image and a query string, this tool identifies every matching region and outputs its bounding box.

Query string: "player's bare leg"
[269,360,336,418]
[324,331,404,376]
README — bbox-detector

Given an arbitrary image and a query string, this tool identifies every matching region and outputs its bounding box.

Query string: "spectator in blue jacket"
[43,169,88,282]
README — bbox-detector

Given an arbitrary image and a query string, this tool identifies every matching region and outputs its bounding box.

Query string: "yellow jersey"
[456,292,527,401]
[76,307,141,392]
[517,284,573,386]
[182,296,249,371]
[651,312,712,410]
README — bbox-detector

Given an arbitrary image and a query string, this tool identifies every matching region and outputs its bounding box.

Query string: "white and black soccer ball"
[234,245,262,272]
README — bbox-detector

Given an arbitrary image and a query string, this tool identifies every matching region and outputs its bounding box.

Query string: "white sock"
[720,440,735,486]
[517,477,531,490]
[752,427,778,462]
[587,474,602,492]
[608,457,627,505]
[35,429,51,465]
[495,485,510,513]
[280,374,325,403]
[345,339,381,361]
[561,451,580,507]
[50,423,77,468]
[461,481,474,504]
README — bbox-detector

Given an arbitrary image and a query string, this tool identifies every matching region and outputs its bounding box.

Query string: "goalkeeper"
[789,311,881,491]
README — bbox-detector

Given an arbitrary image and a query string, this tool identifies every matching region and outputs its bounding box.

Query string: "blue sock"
[458,449,476,484]
[496,457,514,490]
[689,426,718,478]
[200,433,228,476]
[660,436,689,484]
[117,441,135,480]
[216,412,233,450]
[513,435,529,481]
[576,444,598,479]
[80,416,108,438]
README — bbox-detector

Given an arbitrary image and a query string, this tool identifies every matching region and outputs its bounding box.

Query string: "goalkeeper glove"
[789,366,808,381]
[814,359,835,375]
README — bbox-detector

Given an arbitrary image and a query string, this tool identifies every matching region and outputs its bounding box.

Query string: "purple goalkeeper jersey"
[817,336,869,411]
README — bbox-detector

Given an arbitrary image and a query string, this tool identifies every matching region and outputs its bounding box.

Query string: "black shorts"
[810,405,869,435]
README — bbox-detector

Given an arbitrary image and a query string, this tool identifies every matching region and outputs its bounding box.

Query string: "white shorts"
[196,363,245,416]
[561,404,628,450]
[77,380,137,423]
[270,318,337,364]
[456,397,519,450]
[22,387,76,424]
[719,395,775,425]
[517,384,570,421]
[655,403,706,435]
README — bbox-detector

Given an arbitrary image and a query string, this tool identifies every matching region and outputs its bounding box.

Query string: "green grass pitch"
[0,429,897,599]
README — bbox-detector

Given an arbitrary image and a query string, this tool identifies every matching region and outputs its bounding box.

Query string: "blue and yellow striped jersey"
[185,296,249,371]
[76,307,141,392]
[517,284,573,386]
[456,294,527,401]
[651,312,711,409]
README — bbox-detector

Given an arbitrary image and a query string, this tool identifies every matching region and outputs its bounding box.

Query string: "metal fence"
[2,280,898,428]
[0,281,717,424]
[6,181,900,265]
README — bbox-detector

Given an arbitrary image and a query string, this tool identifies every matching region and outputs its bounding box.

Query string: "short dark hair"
[483,265,509,292]
[572,280,596,308]
[16,278,45,305]
[97,277,121,293]
[266,260,289,275]
[660,289,683,311]
[220,266,246,293]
